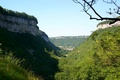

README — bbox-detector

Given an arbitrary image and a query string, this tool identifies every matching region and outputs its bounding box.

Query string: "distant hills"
[50,36,88,50]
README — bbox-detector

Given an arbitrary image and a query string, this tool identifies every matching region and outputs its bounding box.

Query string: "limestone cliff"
[97,21,120,30]
[0,6,49,42]
[97,16,120,30]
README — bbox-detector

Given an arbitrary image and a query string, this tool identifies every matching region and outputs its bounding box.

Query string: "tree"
[73,0,120,24]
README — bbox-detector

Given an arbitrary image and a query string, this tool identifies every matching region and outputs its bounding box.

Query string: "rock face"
[97,21,120,30]
[0,11,50,42]
[0,13,40,36]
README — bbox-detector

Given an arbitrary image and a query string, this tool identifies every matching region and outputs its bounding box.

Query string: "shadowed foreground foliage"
[0,27,59,80]
[0,48,41,80]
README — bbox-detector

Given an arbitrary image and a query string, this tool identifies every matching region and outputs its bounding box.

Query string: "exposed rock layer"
[0,13,50,42]
[97,21,120,29]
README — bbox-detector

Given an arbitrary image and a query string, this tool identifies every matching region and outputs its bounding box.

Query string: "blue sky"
[0,0,119,37]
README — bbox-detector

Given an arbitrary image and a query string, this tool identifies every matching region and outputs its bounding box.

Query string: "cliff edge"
[0,6,50,42]
[97,17,120,30]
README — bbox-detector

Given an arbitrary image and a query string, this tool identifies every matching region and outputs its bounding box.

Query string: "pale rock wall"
[0,13,50,42]
[97,21,120,30]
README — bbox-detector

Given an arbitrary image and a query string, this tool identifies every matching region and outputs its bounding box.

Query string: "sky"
[0,0,119,37]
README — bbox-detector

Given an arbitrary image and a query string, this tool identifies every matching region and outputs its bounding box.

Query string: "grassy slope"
[0,27,59,80]
[0,49,41,80]
[55,26,120,80]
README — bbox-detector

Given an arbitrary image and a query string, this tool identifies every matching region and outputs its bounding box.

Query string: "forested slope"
[55,26,120,80]
[0,27,59,80]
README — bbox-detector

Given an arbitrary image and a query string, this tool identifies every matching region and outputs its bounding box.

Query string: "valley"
[50,36,88,51]
[0,6,120,80]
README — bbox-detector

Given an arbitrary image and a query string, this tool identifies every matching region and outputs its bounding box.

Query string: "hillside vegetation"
[0,48,41,80]
[0,27,59,80]
[55,26,120,80]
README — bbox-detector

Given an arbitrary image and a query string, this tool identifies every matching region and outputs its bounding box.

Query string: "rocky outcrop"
[0,8,50,42]
[0,13,40,36]
[0,6,62,52]
[97,21,120,30]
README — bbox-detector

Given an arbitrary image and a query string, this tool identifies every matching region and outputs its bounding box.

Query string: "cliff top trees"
[0,6,38,23]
